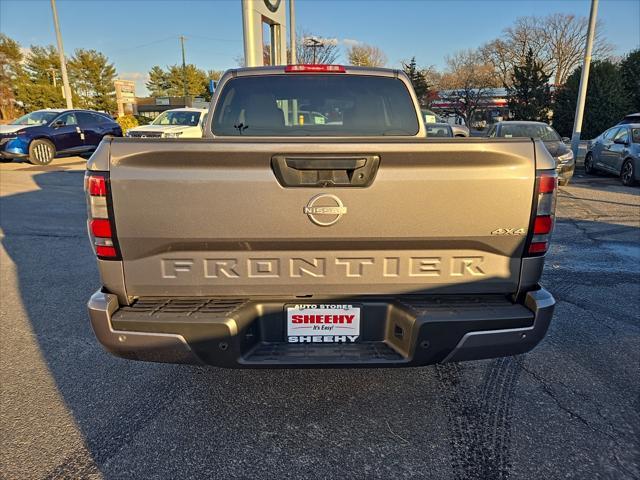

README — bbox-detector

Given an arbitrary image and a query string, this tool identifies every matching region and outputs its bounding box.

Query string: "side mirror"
[52,120,65,128]
[613,138,629,145]
[562,137,570,144]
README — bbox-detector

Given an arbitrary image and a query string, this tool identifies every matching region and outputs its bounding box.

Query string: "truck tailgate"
[106,138,536,297]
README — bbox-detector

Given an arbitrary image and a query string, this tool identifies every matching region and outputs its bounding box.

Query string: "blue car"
[585,123,640,186]
[0,109,122,165]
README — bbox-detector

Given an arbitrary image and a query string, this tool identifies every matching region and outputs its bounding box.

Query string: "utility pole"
[50,0,72,108]
[47,68,57,87]
[306,38,321,64]
[570,0,599,159]
[180,35,188,104]
[289,0,296,64]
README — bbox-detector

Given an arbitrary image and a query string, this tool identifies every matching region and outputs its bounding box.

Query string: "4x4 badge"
[491,228,526,235]
[303,194,347,227]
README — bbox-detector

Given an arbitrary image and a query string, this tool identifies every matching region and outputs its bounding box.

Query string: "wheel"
[28,139,56,166]
[621,159,636,186]
[584,152,596,175]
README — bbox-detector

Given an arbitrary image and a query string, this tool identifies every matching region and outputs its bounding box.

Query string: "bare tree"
[480,39,517,87]
[541,13,613,85]
[482,14,613,85]
[347,43,387,67]
[504,16,550,71]
[437,49,500,123]
[296,32,340,64]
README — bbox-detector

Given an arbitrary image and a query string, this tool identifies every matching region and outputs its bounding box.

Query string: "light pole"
[50,0,72,109]
[570,0,599,159]
[47,67,57,88]
[306,38,322,64]
[180,35,188,104]
[289,0,296,64]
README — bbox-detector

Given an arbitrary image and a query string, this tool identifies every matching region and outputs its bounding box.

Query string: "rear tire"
[621,159,636,186]
[584,153,596,175]
[28,139,55,166]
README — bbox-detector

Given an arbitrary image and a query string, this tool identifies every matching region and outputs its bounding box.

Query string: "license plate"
[286,304,360,343]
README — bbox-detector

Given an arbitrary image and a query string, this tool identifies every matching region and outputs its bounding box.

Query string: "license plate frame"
[285,303,361,343]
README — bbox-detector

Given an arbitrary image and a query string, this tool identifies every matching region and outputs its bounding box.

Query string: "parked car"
[86,65,556,368]
[585,124,640,186]
[617,113,640,125]
[287,110,329,125]
[0,109,122,165]
[450,124,470,137]
[425,123,453,137]
[487,121,574,185]
[421,109,440,124]
[125,108,207,138]
[442,114,470,137]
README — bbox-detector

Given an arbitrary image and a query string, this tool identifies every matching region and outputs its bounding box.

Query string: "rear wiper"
[233,123,248,134]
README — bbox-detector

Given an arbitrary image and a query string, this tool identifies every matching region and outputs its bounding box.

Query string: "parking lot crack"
[518,361,625,447]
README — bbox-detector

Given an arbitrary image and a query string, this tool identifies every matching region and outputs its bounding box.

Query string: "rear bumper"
[556,162,575,183]
[88,288,555,368]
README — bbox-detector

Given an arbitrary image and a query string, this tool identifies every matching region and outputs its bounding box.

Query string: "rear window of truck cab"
[211,74,419,136]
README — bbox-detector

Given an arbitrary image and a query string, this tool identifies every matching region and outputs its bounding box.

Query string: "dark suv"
[0,109,122,165]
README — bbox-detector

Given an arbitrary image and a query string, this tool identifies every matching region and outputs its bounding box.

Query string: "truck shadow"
[1,170,638,479]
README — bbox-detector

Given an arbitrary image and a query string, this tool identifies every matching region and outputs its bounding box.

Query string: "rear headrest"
[245,94,284,128]
[343,95,385,131]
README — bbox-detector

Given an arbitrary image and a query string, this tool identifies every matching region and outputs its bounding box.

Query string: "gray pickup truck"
[86,65,556,368]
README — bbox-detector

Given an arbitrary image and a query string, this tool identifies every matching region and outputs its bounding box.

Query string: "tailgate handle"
[272,155,380,187]
[285,158,367,171]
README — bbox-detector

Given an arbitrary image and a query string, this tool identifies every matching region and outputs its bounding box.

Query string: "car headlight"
[164,132,183,138]
[557,151,574,163]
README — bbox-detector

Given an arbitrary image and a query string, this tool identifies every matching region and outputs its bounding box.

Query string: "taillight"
[284,64,346,73]
[85,172,120,260]
[526,170,557,256]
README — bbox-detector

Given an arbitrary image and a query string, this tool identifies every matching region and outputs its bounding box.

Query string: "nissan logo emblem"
[303,194,347,227]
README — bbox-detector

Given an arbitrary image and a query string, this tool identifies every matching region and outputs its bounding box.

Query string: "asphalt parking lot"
[1,158,638,479]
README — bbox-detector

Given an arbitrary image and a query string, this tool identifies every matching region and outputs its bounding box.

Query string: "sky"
[1,0,639,95]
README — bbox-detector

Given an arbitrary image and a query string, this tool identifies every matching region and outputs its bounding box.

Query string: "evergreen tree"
[553,60,631,138]
[14,45,67,111]
[166,64,208,97]
[68,49,117,112]
[146,66,170,96]
[0,34,23,119]
[146,64,212,99]
[620,49,640,112]
[507,48,551,121]
[402,57,430,105]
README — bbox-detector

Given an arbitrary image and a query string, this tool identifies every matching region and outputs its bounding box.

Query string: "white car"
[126,108,208,138]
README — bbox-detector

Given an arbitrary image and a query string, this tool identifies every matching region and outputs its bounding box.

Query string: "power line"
[110,36,177,54]
[181,33,241,43]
